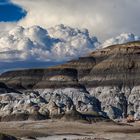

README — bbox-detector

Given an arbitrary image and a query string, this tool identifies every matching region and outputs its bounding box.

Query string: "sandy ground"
[0,120,140,140]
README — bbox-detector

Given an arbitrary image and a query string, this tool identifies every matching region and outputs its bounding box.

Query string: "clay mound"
[0,113,29,122]
[62,107,109,123]
[73,138,109,140]
[83,113,110,123]
[62,106,86,122]
[0,112,48,122]
[28,111,48,121]
[0,133,17,140]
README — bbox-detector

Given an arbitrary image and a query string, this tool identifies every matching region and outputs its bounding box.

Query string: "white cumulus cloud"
[102,33,140,48]
[0,24,99,62]
[11,0,140,41]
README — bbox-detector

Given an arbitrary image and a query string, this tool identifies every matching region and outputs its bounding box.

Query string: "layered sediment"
[1,41,140,119]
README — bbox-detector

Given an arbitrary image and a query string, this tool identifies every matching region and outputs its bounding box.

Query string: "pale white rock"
[37,88,100,112]
[88,86,129,118]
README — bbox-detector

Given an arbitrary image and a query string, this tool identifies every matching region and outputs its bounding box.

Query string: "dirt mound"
[0,113,29,122]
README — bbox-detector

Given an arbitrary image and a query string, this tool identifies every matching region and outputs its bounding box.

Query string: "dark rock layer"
[1,41,140,89]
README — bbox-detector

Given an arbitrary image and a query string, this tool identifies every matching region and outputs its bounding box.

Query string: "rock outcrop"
[1,41,140,119]
[0,88,103,122]
[0,133,17,140]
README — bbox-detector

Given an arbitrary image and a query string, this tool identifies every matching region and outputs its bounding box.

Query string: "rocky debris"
[0,133,17,140]
[21,136,37,140]
[73,138,110,140]
[28,111,47,121]
[1,42,140,119]
[62,105,86,121]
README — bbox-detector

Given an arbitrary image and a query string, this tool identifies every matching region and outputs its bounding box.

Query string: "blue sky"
[0,0,26,22]
[0,0,9,3]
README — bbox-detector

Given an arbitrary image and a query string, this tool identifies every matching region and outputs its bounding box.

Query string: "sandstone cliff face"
[1,41,140,119]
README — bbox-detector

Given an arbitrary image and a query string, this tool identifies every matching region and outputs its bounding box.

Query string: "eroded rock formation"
[1,41,140,119]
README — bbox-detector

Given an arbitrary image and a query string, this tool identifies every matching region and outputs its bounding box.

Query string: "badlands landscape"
[0,42,140,139]
[1,0,140,140]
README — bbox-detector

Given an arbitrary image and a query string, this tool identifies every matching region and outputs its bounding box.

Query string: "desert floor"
[0,120,140,140]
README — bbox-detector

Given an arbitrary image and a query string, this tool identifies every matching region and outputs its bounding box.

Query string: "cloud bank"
[102,33,140,48]
[12,0,140,40]
[0,24,99,62]
[0,23,139,63]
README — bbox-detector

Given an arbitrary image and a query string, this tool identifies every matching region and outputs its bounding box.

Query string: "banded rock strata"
[1,41,140,120]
